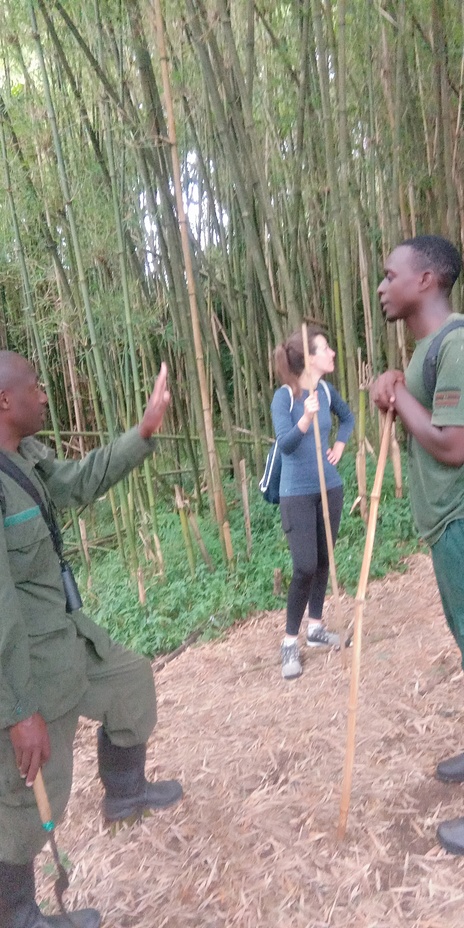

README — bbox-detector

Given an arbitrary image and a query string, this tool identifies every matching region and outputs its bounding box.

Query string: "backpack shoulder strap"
[283,384,294,411]
[423,318,464,401]
[319,380,331,407]
[0,477,5,518]
[282,382,330,409]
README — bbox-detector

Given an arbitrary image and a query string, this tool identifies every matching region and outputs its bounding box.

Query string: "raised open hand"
[138,362,171,439]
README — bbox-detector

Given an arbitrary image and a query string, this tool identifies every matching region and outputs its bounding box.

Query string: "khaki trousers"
[0,638,156,863]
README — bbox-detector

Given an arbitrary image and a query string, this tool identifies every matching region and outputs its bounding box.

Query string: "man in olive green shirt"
[0,353,182,928]
[372,234,464,857]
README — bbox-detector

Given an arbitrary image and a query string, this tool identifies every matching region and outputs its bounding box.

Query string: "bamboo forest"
[0,1,463,609]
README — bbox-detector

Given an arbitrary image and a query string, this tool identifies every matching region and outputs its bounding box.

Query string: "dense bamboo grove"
[0,0,463,571]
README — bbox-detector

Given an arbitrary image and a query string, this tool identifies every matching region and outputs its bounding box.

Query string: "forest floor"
[37,552,464,928]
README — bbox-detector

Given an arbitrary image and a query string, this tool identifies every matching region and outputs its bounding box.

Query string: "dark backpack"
[259,440,283,504]
[422,318,464,402]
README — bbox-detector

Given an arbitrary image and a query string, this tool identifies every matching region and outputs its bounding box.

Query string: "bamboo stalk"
[152,532,165,578]
[337,408,394,841]
[103,87,164,543]
[302,322,346,668]
[174,485,196,578]
[187,509,215,573]
[78,517,91,570]
[390,419,403,499]
[310,0,357,412]
[138,527,159,568]
[183,0,283,342]
[331,251,347,402]
[358,225,374,376]
[210,0,300,329]
[137,567,146,606]
[29,1,141,576]
[239,459,252,558]
[153,0,233,563]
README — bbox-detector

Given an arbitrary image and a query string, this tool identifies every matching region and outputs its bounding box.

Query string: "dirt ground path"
[37,553,464,927]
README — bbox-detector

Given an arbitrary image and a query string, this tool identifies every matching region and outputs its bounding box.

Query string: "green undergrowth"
[75,451,423,658]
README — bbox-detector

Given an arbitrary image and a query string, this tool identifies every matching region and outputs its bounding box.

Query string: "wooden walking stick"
[302,322,346,668]
[33,769,77,924]
[337,408,394,840]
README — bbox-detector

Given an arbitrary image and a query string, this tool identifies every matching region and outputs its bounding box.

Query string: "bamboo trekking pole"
[337,408,394,840]
[302,323,346,668]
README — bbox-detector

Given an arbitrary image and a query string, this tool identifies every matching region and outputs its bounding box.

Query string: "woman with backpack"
[271,326,354,680]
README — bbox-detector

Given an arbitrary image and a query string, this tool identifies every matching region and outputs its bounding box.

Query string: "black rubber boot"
[97,726,183,822]
[0,861,101,928]
[437,817,464,855]
[436,752,464,783]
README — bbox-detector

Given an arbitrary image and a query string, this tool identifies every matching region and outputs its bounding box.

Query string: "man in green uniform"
[371,234,464,855]
[0,352,182,927]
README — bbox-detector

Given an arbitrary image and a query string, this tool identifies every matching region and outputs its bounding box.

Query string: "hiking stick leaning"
[302,322,346,668]
[337,408,394,840]
[33,769,76,923]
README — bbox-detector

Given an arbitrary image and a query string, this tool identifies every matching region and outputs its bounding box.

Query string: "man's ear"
[0,389,10,410]
[419,268,435,292]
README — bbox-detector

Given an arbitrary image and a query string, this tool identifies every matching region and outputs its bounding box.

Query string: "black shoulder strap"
[423,318,464,401]
[0,451,64,559]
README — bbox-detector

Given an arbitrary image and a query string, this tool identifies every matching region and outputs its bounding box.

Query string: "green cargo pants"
[431,517,464,669]
[0,638,156,864]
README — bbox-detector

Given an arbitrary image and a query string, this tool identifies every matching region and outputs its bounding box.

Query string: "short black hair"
[401,235,462,295]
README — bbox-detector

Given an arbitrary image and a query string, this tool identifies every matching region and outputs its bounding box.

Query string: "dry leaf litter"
[35,553,464,927]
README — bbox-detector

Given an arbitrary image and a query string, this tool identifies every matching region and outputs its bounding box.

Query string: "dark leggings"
[280,487,344,637]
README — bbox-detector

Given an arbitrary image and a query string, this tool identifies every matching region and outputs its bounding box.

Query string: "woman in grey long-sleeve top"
[271,327,354,680]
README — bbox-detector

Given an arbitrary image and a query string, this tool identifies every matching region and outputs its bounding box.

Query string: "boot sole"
[103,791,183,821]
[436,771,464,783]
[437,834,464,855]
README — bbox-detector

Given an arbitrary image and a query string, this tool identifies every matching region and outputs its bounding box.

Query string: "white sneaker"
[281,642,302,679]
[306,624,340,649]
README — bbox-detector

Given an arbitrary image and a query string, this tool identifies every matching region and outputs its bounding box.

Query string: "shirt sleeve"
[32,427,157,510]
[431,331,464,428]
[271,387,305,454]
[328,385,355,444]
[0,519,38,728]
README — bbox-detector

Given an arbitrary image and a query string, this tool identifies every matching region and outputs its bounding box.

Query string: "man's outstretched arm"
[36,363,172,508]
